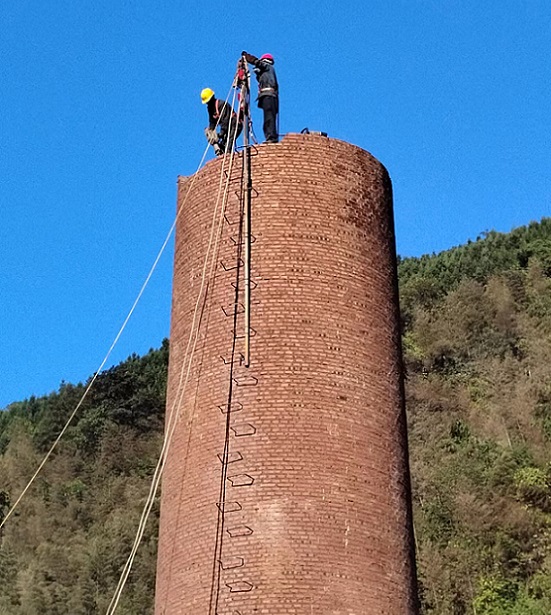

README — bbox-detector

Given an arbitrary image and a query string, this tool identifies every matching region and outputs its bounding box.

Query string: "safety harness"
[214,99,243,127]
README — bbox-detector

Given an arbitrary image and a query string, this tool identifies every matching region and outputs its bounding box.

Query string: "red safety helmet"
[260,53,274,63]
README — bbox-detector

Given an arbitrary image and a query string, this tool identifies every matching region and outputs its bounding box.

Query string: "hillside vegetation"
[2,220,551,613]
[0,342,168,614]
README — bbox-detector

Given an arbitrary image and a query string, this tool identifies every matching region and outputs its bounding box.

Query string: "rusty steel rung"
[234,184,259,199]
[233,375,258,387]
[220,258,244,272]
[221,302,245,317]
[231,326,256,340]
[226,581,253,593]
[231,279,257,291]
[227,473,255,487]
[219,556,245,570]
[226,525,254,538]
[217,451,243,465]
[224,213,240,226]
[220,353,246,365]
[217,401,243,414]
[236,143,259,156]
[230,423,257,437]
[216,500,242,513]
[223,169,244,183]
[229,233,256,246]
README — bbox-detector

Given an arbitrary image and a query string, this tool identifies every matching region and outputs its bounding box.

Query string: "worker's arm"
[207,99,217,130]
[242,51,260,67]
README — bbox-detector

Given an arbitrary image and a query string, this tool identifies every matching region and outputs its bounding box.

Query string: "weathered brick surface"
[155,134,419,614]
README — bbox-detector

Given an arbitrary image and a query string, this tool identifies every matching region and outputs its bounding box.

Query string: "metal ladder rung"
[229,233,256,246]
[216,501,242,513]
[226,581,254,593]
[217,401,243,414]
[227,473,255,487]
[226,525,254,538]
[231,279,257,291]
[230,423,257,437]
[218,451,243,464]
[231,327,256,340]
[220,258,244,271]
[221,302,245,317]
[219,556,245,570]
[220,353,246,366]
[233,375,258,387]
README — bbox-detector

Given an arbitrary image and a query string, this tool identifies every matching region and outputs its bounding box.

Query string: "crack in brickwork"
[155,134,420,614]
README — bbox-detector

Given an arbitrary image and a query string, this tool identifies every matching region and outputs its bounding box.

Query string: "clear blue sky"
[1,1,550,408]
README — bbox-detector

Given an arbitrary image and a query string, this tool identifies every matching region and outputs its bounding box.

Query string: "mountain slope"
[1,220,551,613]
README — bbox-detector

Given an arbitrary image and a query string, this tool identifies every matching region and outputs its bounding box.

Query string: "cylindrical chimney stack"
[156,134,419,614]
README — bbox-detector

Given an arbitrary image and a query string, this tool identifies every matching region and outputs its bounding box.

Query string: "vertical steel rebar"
[241,57,252,368]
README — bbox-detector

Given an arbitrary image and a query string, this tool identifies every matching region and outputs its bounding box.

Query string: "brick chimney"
[155,134,420,614]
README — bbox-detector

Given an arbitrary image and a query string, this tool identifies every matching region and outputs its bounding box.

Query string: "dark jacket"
[244,53,279,99]
[207,98,240,134]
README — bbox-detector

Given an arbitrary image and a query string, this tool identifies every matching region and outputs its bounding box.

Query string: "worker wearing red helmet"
[242,51,279,143]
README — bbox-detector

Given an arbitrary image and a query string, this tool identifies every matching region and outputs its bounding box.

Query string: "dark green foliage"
[399,218,551,306]
[450,419,470,444]
[532,381,551,445]
[88,339,168,434]
[33,384,86,451]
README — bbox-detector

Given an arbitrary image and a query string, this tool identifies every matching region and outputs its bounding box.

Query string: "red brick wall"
[155,134,419,614]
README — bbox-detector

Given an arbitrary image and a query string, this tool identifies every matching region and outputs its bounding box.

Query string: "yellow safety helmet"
[201,88,215,104]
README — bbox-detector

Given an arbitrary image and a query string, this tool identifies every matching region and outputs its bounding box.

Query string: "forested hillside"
[0,342,168,614]
[401,219,551,614]
[2,220,551,614]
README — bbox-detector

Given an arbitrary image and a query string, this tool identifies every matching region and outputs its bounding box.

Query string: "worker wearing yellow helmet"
[200,87,215,104]
[201,87,242,156]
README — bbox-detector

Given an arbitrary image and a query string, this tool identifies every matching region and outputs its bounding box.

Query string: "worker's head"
[260,53,274,64]
[201,88,215,104]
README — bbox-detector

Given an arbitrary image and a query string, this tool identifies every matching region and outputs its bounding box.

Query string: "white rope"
[0,84,236,535]
[0,208,190,532]
[105,85,242,614]
[105,91,240,614]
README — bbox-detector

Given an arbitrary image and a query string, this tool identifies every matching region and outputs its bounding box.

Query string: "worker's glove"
[204,127,218,145]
